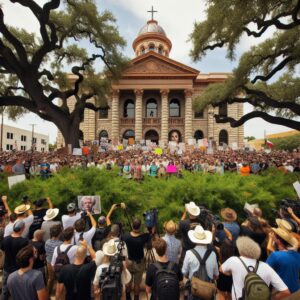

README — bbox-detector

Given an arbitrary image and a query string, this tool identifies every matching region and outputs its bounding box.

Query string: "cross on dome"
[147,6,157,20]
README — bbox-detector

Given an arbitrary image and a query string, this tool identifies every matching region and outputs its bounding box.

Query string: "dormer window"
[140,46,145,55]
[149,44,155,52]
[158,46,163,54]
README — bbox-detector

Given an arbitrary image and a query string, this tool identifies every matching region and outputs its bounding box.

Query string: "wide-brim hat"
[103,239,118,256]
[276,219,292,233]
[188,225,212,244]
[221,208,237,222]
[272,227,298,248]
[164,220,177,234]
[14,204,30,215]
[185,202,200,217]
[43,208,59,221]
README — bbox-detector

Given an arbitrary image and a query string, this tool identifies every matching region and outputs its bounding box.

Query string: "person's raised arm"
[80,239,96,260]
[46,197,53,209]
[267,232,276,256]
[223,227,233,241]
[106,204,117,226]
[287,207,300,226]
[37,288,48,300]
[1,196,11,216]
[181,206,187,221]
[87,211,97,228]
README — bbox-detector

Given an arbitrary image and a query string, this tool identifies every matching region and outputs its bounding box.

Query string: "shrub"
[0,168,297,229]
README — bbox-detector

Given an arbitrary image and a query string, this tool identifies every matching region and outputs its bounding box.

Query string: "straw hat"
[14,204,30,215]
[220,208,237,222]
[43,208,59,221]
[164,220,177,234]
[272,227,298,248]
[185,202,200,217]
[188,225,212,244]
[103,239,118,256]
[276,219,292,232]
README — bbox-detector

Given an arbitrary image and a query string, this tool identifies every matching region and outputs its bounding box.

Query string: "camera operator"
[28,197,53,239]
[122,218,152,300]
[93,239,131,300]
[56,240,102,300]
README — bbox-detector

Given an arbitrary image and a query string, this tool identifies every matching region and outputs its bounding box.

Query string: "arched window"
[146,99,157,117]
[194,110,204,119]
[158,45,163,54]
[149,44,155,52]
[219,129,228,146]
[140,46,145,55]
[219,103,228,117]
[194,130,204,141]
[169,99,180,117]
[124,100,135,118]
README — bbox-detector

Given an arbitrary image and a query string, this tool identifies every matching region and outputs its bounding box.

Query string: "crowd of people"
[0,194,300,300]
[1,148,300,179]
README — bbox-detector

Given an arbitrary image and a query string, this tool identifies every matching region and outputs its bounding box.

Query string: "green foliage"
[245,136,255,141]
[270,134,300,151]
[0,168,297,230]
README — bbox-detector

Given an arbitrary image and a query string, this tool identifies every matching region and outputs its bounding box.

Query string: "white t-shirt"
[4,215,34,238]
[51,243,78,266]
[73,227,96,247]
[221,256,288,300]
[61,212,81,229]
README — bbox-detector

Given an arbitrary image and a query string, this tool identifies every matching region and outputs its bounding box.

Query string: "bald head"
[75,246,87,260]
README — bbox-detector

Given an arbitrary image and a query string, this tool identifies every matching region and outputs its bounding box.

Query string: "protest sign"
[77,195,101,214]
[73,148,82,156]
[8,175,26,189]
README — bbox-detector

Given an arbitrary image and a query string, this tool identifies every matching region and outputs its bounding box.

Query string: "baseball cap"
[67,203,76,212]
[13,220,25,232]
[98,216,106,225]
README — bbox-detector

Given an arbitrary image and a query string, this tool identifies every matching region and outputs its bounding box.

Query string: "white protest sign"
[188,139,195,146]
[232,142,238,150]
[72,148,82,156]
[293,181,300,199]
[8,174,26,189]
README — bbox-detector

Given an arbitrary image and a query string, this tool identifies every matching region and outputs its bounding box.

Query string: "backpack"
[153,262,179,300]
[54,245,73,278]
[191,249,216,299]
[238,258,271,300]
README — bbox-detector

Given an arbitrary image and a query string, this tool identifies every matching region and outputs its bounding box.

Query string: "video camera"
[198,205,224,231]
[280,198,300,217]
[99,241,125,300]
[143,208,158,229]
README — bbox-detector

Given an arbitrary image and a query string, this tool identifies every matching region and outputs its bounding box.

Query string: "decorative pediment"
[122,52,199,78]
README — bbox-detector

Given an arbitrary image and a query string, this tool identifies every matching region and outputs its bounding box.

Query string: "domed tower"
[132,18,172,57]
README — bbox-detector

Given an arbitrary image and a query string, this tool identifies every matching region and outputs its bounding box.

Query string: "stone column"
[160,89,169,146]
[184,89,193,142]
[134,89,143,142]
[111,89,119,144]
[207,105,215,140]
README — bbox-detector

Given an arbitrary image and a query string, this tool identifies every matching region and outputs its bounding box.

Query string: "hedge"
[0,168,298,231]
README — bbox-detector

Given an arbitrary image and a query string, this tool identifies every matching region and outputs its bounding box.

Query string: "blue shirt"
[162,234,182,263]
[267,250,300,293]
[224,222,240,241]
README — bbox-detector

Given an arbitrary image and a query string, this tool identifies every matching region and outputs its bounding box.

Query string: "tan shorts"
[127,259,145,285]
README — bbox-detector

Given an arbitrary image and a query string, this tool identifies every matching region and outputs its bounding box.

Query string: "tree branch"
[215,111,300,131]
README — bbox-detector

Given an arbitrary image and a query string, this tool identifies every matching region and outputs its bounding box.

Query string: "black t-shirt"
[58,261,97,300]
[1,236,29,273]
[30,240,46,269]
[122,232,150,261]
[145,261,183,300]
[92,226,111,250]
[28,208,48,239]
[179,219,200,251]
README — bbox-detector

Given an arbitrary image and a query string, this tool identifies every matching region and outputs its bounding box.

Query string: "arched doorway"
[219,129,228,146]
[99,130,108,140]
[145,130,159,144]
[123,130,135,145]
[194,130,204,141]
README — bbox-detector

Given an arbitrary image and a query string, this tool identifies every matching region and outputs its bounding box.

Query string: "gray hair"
[236,236,261,259]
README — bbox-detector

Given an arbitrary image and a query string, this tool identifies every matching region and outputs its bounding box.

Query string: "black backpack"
[54,245,73,278]
[153,262,180,300]
[191,249,212,282]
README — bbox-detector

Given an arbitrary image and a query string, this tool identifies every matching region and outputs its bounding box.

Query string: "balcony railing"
[120,118,135,125]
[169,117,184,125]
[143,118,161,125]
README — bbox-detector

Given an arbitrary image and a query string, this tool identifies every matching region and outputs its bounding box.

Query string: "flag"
[265,139,273,148]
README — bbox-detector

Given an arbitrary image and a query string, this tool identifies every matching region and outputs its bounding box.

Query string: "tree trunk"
[60,120,81,149]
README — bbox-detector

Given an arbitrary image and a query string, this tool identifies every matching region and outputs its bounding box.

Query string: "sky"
[2,0,293,142]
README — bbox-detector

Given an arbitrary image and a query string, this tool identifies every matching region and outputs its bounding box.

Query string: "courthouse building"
[57,17,244,147]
